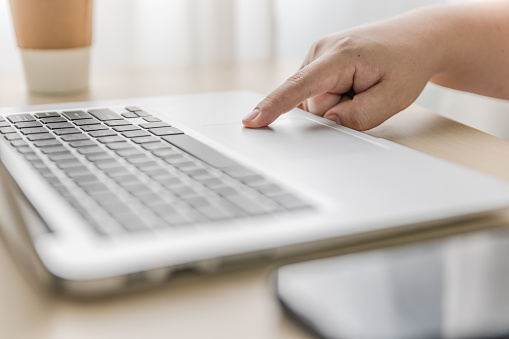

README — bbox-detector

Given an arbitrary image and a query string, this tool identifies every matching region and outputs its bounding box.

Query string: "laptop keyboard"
[0,106,312,236]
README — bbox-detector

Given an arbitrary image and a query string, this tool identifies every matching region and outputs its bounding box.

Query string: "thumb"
[323,83,404,131]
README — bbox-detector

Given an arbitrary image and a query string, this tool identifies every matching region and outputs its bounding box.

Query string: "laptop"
[1,90,508,296]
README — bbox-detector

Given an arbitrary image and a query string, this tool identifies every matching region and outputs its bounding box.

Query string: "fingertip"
[242,108,277,128]
[242,109,262,128]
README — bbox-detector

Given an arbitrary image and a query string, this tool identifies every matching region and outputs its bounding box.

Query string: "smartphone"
[276,227,509,339]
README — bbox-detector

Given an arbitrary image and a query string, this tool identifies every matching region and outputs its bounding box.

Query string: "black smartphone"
[276,228,509,339]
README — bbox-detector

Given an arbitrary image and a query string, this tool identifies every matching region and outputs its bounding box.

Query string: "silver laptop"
[1,90,508,296]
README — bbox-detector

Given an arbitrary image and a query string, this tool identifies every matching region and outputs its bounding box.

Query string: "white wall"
[1,0,447,74]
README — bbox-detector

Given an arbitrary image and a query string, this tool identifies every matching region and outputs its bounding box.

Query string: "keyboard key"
[256,184,286,197]
[40,146,68,154]
[111,174,140,186]
[141,142,169,150]
[14,121,42,129]
[27,133,54,141]
[0,121,9,127]
[240,175,265,185]
[112,125,140,132]
[33,139,61,147]
[56,160,84,170]
[124,184,153,195]
[223,194,270,215]
[200,178,224,189]
[135,192,163,206]
[77,146,104,155]
[131,136,159,144]
[89,130,116,138]
[126,155,152,164]
[46,122,74,129]
[215,186,238,196]
[115,148,144,157]
[222,166,256,179]
[86,152,114,162]
[170,185,196,197]
[97,135,124,144]
[134,161,159,170]
[149,127,183,136]
[162,134,237,168]
[81,124,109,132]
[88,108,123,121]
[68,140,96,148]
[95,159,121,170]
[40,117,67,124]
[134,110,151,117]
[81,183,111,194]
[144,169,172,180]
[163,155,190,166]
[7,114,35,123]
[183,196,209,207]
[54,128,81,135]
[194,205,229,221]
[3,133,22,141]
[116,214,149,232]
[273,194,310,210]
[47,152,75,161]
[103,167,131,177]
[10,139,27,147]
[143,117,162,123]
[25,152,41,161]
[106,142,132,150]
[21,127,48,135]
[0,127,16,134]
[125,106,142,112]
[104,120,131,127]
[73,119,100,126]
[158,177,183,188]
[63,110,93,120]
[101,201,131,215]
[121,130,150,138]
[139,122,171,129]
[73,175,100,186]
[60,133,89,142]
[34,112,60,119]
[121,111,138,118]
[91,192,119,203]
[216,200,247,218]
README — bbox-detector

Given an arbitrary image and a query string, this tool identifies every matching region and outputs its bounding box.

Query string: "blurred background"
[1,0,509,140]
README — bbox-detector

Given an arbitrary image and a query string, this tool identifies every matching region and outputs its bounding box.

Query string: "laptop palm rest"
[203,116,385,160]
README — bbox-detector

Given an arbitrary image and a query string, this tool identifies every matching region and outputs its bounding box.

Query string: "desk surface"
[2,60,509,339]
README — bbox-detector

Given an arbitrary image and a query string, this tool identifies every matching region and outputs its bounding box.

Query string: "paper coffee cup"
[9,0,93,93]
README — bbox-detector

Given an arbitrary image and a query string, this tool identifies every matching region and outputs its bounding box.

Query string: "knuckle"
[309,37,326,56]
[286,70,308,87]
[332,36,357,52]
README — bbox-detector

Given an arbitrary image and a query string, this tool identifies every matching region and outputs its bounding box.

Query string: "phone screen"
[276,228,509,339]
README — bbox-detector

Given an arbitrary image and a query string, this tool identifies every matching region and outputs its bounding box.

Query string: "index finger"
[242,58,339,128]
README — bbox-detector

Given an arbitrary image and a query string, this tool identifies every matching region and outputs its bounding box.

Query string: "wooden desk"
[2,61,509,339]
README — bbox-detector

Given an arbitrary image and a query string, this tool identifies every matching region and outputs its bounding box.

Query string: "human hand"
[242,10,444,131]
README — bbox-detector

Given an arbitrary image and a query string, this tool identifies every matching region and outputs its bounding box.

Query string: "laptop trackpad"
[202,117,386,159]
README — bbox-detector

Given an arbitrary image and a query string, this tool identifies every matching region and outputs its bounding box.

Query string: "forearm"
[426,1,509,99]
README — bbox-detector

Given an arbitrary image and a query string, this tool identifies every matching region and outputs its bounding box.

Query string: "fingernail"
[243,109,260,122]
[326,114,340,124]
